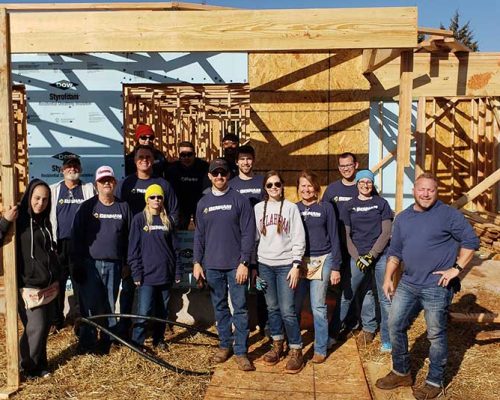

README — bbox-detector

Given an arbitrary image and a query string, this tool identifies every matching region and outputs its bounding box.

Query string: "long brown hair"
[261,170,285,236]
[296,169,321,203]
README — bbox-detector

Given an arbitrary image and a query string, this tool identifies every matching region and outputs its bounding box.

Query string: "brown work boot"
[412,383,444,400]
[234,354,256,372]
[356,330,375,347]
[262,339,284,366]
[213,347,232,363]
[376,371,413,390]
[311,353,327,364]
[284,348,304,374]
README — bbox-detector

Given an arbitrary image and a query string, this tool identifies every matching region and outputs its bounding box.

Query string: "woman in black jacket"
[15,179,61,379]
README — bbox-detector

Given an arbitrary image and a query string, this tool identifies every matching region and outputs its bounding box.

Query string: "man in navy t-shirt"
[165,141,208,229]
[229,145,264,207]
[193,158,256,372]
[72,166,132,353]
[376,173,479,400]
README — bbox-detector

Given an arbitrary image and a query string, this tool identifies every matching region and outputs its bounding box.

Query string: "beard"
[65,172,81,181]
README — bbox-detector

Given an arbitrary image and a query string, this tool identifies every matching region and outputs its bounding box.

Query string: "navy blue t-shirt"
[116,175,178,224]
[56,184,85,240]
[193,188,256,270]
[128,213,182,286]
[342,196,393,255]
[322,180,359,221]
[296,201,342,270]
[229,175,265,207]
[72,196,132,261]
[388,200,479,288]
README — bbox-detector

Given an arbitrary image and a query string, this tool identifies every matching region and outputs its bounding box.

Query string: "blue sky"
[2,0,498,51]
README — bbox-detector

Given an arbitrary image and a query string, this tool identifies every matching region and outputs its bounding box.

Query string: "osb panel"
[249,52,331,90]
[434,100,455,204]
[250,97,329,112]
[249,110,329,132]
[252,131,330,171]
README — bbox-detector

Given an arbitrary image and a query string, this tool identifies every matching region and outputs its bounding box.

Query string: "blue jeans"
[132,284,171,346]
[331,255,390,343]
[78,258,121,347]
[259,263,303,349]
[205,268,249,356]
[389,281,453,386]
[295,254,332,356]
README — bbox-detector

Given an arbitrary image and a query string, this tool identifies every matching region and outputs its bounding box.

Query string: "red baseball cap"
[134,124,155,141]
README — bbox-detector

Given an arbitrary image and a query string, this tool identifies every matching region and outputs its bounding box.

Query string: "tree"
[440,10,479,51]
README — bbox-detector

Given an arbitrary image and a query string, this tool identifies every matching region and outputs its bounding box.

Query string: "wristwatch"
[241,261,250,267]
[452,262,463,272]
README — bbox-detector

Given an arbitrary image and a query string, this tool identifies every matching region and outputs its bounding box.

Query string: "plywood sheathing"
[249,50,370,202]
[123,84,250,161]
[370,53,500,100]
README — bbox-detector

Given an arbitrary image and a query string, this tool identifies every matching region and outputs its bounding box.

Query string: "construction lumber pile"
[462,209,500,255]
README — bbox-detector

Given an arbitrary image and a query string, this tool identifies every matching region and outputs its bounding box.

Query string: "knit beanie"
[144,184,164,201]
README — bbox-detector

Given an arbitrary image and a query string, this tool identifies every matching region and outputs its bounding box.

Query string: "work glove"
[356,253,374,272]
[255,276,268,292]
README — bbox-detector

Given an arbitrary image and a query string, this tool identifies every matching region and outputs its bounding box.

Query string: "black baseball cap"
[209,158,229,174]
[62,155,81,167]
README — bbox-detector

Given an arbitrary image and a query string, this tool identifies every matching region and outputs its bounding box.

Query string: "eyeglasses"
[211,169,229,177]
[358,181,373,186]
[139,136,154,142]
[148,195,163,200]
[179,152,194,158]
[266,181,282,189]
[339,163,355,170]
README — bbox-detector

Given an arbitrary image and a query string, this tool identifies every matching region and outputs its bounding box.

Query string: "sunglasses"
[179,152,194,158]
[211,169,229,177]
[148,195,163,200]
[139,136,154,141]
[266,181,282,189]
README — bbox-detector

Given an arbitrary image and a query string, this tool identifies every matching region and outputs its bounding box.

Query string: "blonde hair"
[144,204,171,231]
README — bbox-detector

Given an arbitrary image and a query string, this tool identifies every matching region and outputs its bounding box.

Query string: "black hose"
[79,313,218,376]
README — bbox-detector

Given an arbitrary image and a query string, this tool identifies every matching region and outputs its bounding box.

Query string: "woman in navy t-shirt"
[294,170,342,363]
[128,184,182,350]
[333,170,393,352]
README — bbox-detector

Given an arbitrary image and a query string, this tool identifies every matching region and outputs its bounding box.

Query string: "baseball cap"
[135,124,155,141]
[95,165,116,182]
[209,158,229,174]
[62,155,81,167]
[222,133,239,143]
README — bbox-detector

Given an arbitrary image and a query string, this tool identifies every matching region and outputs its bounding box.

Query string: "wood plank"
[370,53,500,99]
[2,2,233,11]
[449,312,500,323]
[362,48,402,73]
[476,330,500,341]
[395,50,413,213]
[452,167,500,209]
[9,7,417,53]
[415,96,426,177]
[417,27,454,37]
[371,149,396,175]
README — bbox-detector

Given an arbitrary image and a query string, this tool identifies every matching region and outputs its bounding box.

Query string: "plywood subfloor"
[205,332,372,400]
[365,362,414,400]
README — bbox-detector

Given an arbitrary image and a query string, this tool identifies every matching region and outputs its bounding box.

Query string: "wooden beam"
[370,149,396,174]
[486,97,500,129]
[425,98,458,130]
[395,50,413,212]
[452,167,500,209]
[0,8,20,396]
[417,27,454,37]
[415,96,426,177]
[370,52,500,99]
[476,330,500,341]
[443,37,472,53]
[450,312,500,323]
[2,2,234,11]
[8,7,417,53]
[362,48,402,73]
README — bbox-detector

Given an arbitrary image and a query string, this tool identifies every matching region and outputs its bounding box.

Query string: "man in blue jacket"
[193,158,256,372]
[376,173,479,400]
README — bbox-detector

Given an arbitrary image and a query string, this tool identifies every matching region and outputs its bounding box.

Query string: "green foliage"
[440,10,479,51]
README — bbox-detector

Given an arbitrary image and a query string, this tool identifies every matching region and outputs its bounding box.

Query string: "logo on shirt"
[239,188,261,195]
[181,177,198,182]
[131,188,147,194]
[93,213,123,220]
[260,213,290,234]
[334,196,352,203]
[301,210,321,218]
[59,198,84,205]
[204,204,233,214]
[352,205,379,213]
[143,224,169,232]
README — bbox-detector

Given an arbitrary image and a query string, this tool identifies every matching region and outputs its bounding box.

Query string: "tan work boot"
[311,353,327,364]
[356,330,375,347]
[375,371,413,390]
[412,383,444,400]
[213,347,232,363]
[234,354,256,372]
[262,339,284,366]
[284,348,304,374]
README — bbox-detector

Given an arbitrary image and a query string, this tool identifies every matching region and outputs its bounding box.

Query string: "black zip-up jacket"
[16,179,61,289]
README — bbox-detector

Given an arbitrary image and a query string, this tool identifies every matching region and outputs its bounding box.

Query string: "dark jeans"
[205,268,249,356]
[131,284,171,346]
[389,281,453,386]
[19,296,56,375]
[53,238,79,327]
[78,258,121,348]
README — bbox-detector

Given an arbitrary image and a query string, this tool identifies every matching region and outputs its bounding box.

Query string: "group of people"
[0,123,480,400]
